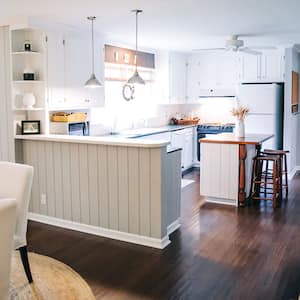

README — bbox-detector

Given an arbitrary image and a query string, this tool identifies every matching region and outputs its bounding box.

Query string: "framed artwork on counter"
[21,120,41,135]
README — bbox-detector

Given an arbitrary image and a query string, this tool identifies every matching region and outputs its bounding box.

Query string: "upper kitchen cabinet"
[168,52,187,104]
[46,31,65,107]
[238,50,284,83]
[186,53,238,102]
[47,29,105,109]
[154,51,187,104]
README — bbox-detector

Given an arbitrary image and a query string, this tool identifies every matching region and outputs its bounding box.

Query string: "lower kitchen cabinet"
[136,128,195,171]
[171,128,194,170]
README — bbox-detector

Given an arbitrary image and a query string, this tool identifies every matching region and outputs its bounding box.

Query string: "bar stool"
[262,149,289,196]
[249,155,282,208]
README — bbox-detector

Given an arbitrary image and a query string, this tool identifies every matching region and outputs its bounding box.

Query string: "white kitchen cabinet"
[260,53,284,82]
[239,51,284,83]
[47,30,105,109]
[46,31,65,107]
[169,52,187,104]
[130,128,195,171]
[171,130,185,169]
[238,54,260,83]
[171,128,194,170]
[186,53,238,102]
[183,128,194,169]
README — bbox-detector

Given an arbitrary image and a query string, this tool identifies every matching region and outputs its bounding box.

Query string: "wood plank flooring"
[27,170,300,300]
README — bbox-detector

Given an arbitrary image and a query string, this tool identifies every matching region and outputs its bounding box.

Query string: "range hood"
[198,88,236,98]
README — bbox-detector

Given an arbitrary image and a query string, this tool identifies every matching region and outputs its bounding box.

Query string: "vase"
[235,120,245,138]
[22,93,36,109]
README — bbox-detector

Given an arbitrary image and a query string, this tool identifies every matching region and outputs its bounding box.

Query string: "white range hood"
[198,88,236,98]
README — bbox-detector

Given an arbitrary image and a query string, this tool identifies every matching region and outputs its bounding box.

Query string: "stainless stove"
[197,123,235,161]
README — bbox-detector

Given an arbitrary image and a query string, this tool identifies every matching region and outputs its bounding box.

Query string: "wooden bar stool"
[262,149,289,196]
[249,155,282,208]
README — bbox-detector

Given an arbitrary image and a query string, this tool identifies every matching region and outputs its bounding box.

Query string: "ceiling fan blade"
[239,47,262,55]
[250,46,277,50]
[192,48,226,52]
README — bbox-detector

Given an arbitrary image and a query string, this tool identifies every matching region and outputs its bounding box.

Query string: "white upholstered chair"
[0,198,17,300]
[0,162,34,283]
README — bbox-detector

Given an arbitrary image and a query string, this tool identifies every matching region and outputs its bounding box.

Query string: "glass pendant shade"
[85,16,102,88]
[127,69,145,85]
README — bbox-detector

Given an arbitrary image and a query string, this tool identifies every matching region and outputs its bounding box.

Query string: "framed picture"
[21,120,41,135]
[292,71,299,114]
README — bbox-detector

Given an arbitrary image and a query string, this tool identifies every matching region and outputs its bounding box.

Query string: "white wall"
[0,26,14,161]
[283,47,300,173]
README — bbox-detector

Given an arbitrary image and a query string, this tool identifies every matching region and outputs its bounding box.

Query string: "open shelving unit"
[10,27,48,134]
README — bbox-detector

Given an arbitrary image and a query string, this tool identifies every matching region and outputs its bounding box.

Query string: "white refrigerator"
[237,83,283,150]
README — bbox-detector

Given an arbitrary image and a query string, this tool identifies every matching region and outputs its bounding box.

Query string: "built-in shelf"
[11,27,47,134]
[12,80,45,84]
[12,51,41,55]
[13,107,45,111]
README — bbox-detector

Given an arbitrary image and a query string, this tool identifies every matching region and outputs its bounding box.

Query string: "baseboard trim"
[28,213,170,249]
[205,197,237,207]
[167,220,181,235]
[288,166,300,180]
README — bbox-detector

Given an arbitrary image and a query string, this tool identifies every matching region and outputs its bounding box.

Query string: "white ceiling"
[2,0,300,51]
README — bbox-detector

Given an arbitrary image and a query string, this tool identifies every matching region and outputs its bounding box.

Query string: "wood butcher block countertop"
[200,133,274,145]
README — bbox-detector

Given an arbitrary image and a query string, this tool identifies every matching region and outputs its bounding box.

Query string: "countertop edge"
[15,135,170,148]
[200,133,274,145]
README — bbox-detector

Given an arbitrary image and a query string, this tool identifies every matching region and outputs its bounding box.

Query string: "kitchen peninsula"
[15,134,182,249]
[200,133,273,207]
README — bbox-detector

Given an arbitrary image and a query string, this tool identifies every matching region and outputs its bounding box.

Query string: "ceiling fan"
[193,35,263,55]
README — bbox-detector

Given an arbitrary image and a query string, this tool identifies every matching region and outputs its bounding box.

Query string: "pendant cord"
[135,11,138,70]
[91,18,95,74]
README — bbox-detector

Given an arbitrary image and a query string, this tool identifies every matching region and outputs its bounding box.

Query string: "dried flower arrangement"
[231,106,250,121]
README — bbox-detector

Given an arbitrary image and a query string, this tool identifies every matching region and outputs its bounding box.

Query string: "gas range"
[196,123,235,161]
[197,123,235,134]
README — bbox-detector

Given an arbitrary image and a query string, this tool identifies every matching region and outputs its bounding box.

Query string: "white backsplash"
[89,88,236,135]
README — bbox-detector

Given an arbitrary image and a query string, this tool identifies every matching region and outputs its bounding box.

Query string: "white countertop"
[15,134,170,148]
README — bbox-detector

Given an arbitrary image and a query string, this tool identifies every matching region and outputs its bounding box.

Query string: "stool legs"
[273,160,277,208]
[250,156,281,208]
[284,154,288,195]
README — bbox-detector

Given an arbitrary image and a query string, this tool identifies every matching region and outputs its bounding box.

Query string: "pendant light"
[85,16,102,88]
[127,9,145,85]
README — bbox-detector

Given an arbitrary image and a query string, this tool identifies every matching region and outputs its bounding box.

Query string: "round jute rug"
[10,251,95,300]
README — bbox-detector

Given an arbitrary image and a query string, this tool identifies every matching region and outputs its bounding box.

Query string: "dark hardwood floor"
[27,170,300,300]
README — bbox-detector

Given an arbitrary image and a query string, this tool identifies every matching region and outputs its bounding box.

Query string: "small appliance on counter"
[50,112,89,136]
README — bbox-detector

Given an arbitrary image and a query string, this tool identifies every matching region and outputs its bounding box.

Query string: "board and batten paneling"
[20,140,179,240]
[200,143,239,202]
[0,26,14,162]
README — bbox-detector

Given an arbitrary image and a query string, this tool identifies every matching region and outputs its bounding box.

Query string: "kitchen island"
[15,134,182,249]
[200,133,273,207]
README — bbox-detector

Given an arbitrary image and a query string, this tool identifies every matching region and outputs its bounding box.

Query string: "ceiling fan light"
[127,70,145,85]
[85,73,102,88]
